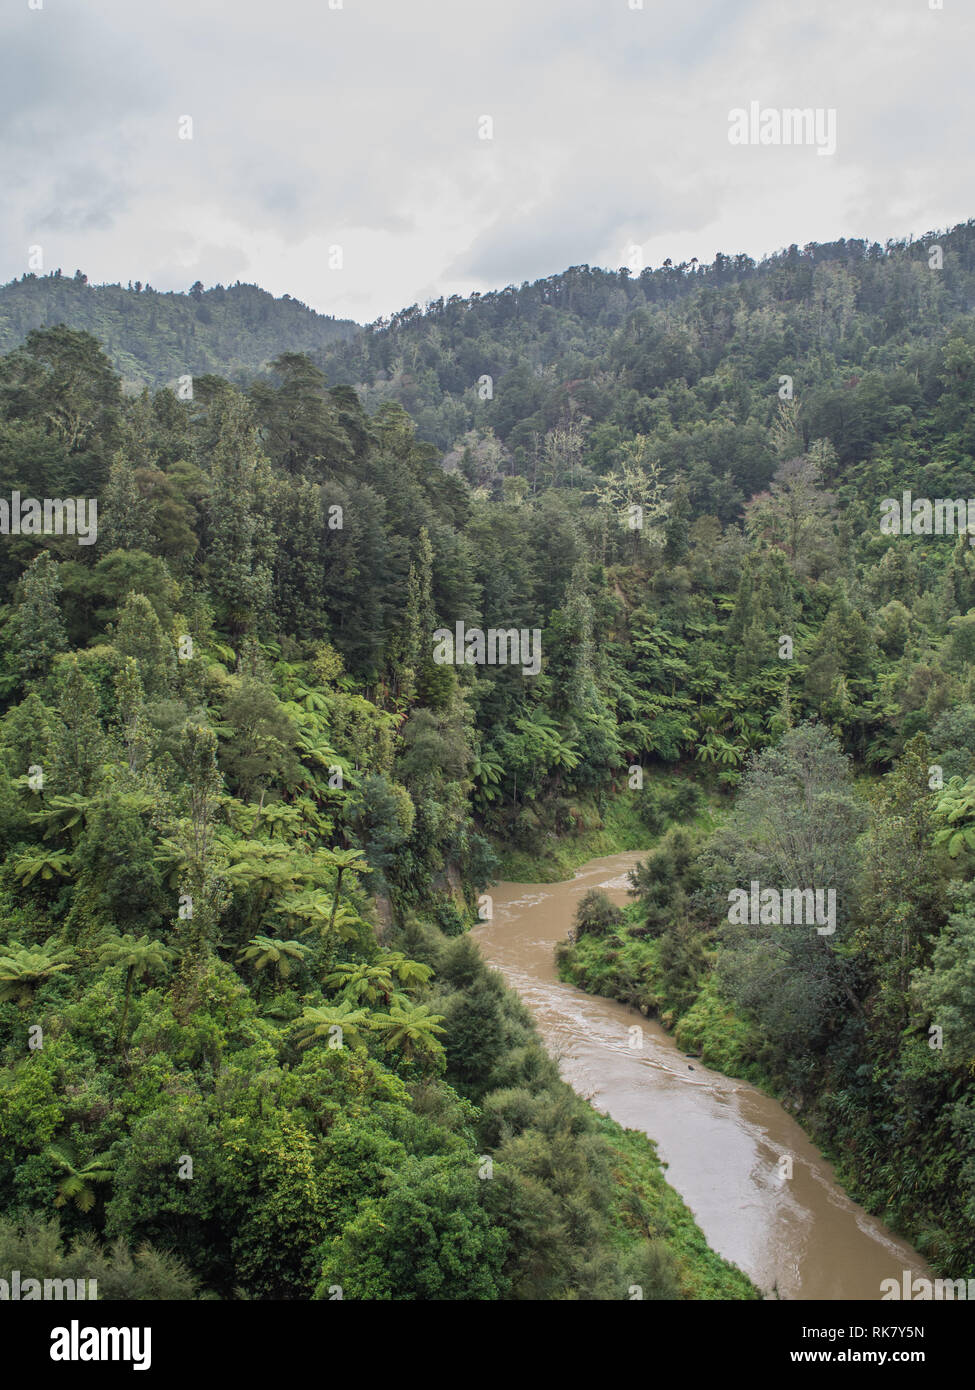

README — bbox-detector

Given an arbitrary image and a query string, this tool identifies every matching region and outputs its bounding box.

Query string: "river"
[472,849,931,1300]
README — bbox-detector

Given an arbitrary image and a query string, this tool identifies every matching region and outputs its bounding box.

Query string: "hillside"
[312,221,975,481]
[9,220,975,454]
[0,273,359,390]
[1,214,975,1296]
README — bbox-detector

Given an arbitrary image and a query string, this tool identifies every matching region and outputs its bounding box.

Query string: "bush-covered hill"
[3,210,975,1296]
[0,273,358,391]
[0,324,761,1300]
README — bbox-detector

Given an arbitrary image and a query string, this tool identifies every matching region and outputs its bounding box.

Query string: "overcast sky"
[2,0,972,323]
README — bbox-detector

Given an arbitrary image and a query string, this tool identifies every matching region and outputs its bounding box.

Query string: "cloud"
[0,0,972,320]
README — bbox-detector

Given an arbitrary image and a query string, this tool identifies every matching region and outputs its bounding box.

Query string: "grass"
[672,975,764,1081]
[490,790,650,883]
[560,921,768,1087]
[489,770,728,883]
[599,1114,761,1299]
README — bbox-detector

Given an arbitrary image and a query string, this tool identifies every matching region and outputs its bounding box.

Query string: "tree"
[631,827,702,937]
[104,1098,231,1289]
[96,934,176,1046]
[441,969,507,1096]
[931,705,975,783]
[852,737,947,1054]
[249,352,350,477]
[317,846,368,941]
[9,847,72,887]
[401,526,439,704]
[113,591,175,700]
[0,691,55,782]
[706,723,867,1058]
[588,438,669,553]
[664,479,691,563]
[344,779,410,889]
[296,1001,373,1050]
[324,960,398,1007]
[770,398,804,461]
[913,884,975,1073]
[204,396,275,635]
[315,1155,508,1300]
[0,940,75,1004]
[224,1112,331,1299]
[101,452,154,552]
[237,934,309,983]
[5,552,67,685]
[0,1213,200,1300]
[572,889,624,940]
[0,326,120,482]
[169,721,227,991]
[745,452,836,571]
[45,1142,114,1213]
[371,1001,446,1067]
[66,794,167,939]
[383,951,434,989]
[217,676,300,803]
[88,549,179,630]
[114,657,151,775]
[50,658,107,795]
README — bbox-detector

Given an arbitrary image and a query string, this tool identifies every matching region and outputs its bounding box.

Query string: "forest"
[2,217,975,1296]
[0,274,357,391]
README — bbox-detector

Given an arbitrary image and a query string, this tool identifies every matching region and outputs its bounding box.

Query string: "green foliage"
[914,885,975,1071]
[45,1140,114,1212]
[316,1155,509,1300]
[0,940,75,1004]
[0,278,357,388]
[572,888,624,939]
[4,552,67,687]
[6,230,975,1297]
[0,1213,200,1299]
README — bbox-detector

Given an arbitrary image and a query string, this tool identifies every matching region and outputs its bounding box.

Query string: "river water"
[472,849,931,1300]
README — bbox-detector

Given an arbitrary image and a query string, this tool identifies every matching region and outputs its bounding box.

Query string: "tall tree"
[5,552,68,686]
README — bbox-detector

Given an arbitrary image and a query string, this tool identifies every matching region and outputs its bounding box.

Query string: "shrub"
[572,889,624,940]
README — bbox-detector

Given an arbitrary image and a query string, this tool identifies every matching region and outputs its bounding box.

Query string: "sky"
[2,0,972,324]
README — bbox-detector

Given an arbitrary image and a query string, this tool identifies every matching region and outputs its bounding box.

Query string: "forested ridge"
[2,217,975,1296]
[0,274,357,392]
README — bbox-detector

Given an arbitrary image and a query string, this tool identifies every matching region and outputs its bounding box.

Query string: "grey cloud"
[0,0,973,320]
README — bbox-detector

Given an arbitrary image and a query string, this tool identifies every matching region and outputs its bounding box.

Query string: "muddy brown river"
[472,849,931,1300]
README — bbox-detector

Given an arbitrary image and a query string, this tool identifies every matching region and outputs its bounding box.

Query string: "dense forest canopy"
[2,217,975,1296]
[0,275,358,393]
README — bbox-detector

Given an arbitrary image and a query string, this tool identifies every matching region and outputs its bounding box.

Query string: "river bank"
[489,792,650,883]
[472,850,932,1300]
